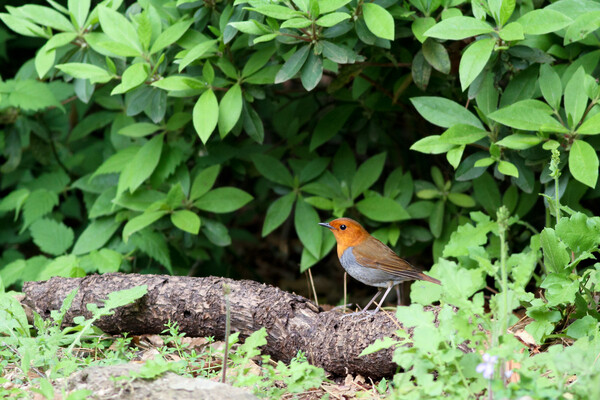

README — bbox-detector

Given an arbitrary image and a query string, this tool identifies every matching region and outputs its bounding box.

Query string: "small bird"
[319,218,440,313]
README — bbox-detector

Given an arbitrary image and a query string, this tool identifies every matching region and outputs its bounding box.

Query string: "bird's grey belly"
[340,247,398,288]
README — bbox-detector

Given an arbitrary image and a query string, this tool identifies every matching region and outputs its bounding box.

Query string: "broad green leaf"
[118,134,164,194]
[228,20,271,35]
[69,0,90,29]
[190,165,221,201]
[498,160,519,177]
[440,124,488,145]
[178,40,217,72]
[118,122,160,138]
[92,146,140,179]
[517,9,572,35]
[150,19,194,54]
[319,0,352,14]
[251,154,294,186]
[410,135,455,154]
[69,111,115,142]
[412,17,436,43]
[194,187,253,213]
[0,13,48,38]
[300,51,323,91]
[275,45,310,84]
[488,100,568,132]
[111,63,150,95]
[171,210,201,234]
[577,112,600,135]
[422,39,450,74]
[351,152,386,199]
[564,67,587,128]
[498,22,524,41]
[356,197,410,222]
[540,229,568,272]
[55,63,113,84]
[193,89,219,143]
[30,218,74,256]
[563,11,600,45]
[19,5,73,32]
[309,105,355,150]
[218,84,243,138]
[429,200,444,237]
[447,193,476,208]
[411,50,431,90]
[21,190,58,232]
[425,16,493,40]
[130,230,172,272]
[496,133,543,149]
[242,47,276,78]
[459,38,495,91]
[447,145,465,169]
[539,64,562,110]
[98,6,141,53]
[472,173,501,216]
[294,198,321,258]
[243,103,265,144]
[555,212,600,254]
[566,315,598,339]
[316,12,350,27]
[411,97,484,129]
[362,3,394,40]
[246,4,303,19]
[123,210,167,242]
[569,139,599,188]
[262,192,296,236]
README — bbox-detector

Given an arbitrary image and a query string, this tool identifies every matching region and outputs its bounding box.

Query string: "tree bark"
[23,273,423,379]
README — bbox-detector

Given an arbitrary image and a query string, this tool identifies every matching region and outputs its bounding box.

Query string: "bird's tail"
[419,272,441,285]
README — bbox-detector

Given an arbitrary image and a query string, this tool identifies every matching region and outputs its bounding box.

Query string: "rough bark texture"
[23,273,413,379]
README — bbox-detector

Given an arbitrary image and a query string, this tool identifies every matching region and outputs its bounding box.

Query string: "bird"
[319,217,440,314]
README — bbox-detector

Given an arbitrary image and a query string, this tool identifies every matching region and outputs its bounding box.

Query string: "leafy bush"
[1,0,600,397]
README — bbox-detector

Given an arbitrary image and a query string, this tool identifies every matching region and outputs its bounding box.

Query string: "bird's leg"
[361,288,384,312]
[372,284,395,313]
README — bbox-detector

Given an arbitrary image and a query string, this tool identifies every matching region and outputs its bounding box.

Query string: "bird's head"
[318,218,369,251]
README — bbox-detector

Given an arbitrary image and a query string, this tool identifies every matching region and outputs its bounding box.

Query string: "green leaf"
[472,173,501,216]
[130,230,172,272]
[150,19,194,54]
[178,40,217,72]
[577,112,600,135]
[242,47,276,78]
[228,20,271,35]
[410,135,455,154]
[294,198,321,258]
[262,192,296,236]
[351,152,386,199]
[300,51,323,91]
[69,0,90,29]
[310,105,355,151]
[488,100,568,132]
[171,210,201,234]
[55,63,113,84]
[22,190,58,232]
[412,17,436,43]
[540,228,570,273]
[316,12,350,27]
[246,4,303,19]
[193,89,219,143]
[356,197,410,222]
[118,134,164,194]
[19,5,73,32]
[218,83,243,138]
[194,187,253,213]
[566,315,597,339]
[498,22,524,41]
[429,200,444,237]
[118,122,160,138]
[275,45,310,84]
[411,97,484,129]
[362,3,394,40]
[319,0,352,14]
[98,6,141,54]
[447,145,465,169]
[111,62,150,95]
[498,160,519,177]
[539,63,562,110]
[0,13,48,38]
[447,193,476,208]
[243,103,265,144]
[202,219,231,247]
[459,38,495,91]
[252,154,294,187]
[69,111,115,142]
[569,139,599,188]
[556,212,600,254]
[422,39,450,74]
[496,133,543,149]
[72,218,122,255]
[564,67,587,128]
[30,218,74,256]
[440,124,488,145]
[563,11,600,44]
[190,165,220,201]
[517,9,572,35]
[92,147,140,179]
[424,16,493,40]
[123,210,167,243]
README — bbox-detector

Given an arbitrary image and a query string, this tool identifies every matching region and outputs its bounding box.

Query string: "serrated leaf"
[22,190,59,232]
[130,229,172,273]
[30,218,74,256]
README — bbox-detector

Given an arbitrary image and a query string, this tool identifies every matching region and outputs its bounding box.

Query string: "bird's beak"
[318,222,334,230]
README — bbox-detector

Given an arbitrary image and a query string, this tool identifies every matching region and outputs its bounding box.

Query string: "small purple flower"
[476,353,498,379]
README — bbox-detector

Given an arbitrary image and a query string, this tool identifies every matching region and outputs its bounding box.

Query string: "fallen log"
[23,273,424,378]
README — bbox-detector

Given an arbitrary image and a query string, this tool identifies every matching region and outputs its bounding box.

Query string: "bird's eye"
[340,224,346,230]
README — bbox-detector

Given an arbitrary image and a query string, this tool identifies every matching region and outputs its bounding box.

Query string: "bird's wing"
[352,238,440,284]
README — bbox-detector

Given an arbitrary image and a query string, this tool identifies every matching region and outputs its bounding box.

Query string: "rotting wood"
[23,273,443,379]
